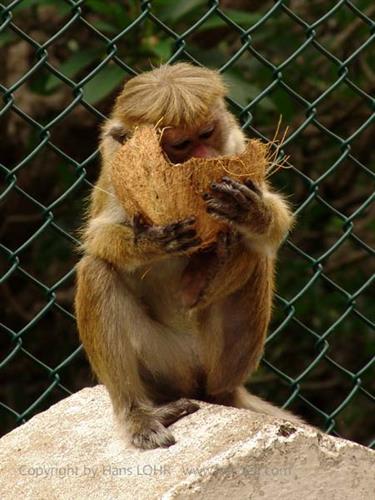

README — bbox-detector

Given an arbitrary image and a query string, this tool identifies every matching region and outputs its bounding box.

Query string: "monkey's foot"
[130,420,176,450]
[156,398,200,427]
[203,176,271,231]
[133,214,201,253]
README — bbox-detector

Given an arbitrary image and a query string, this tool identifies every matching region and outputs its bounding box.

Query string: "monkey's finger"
[206,198,241,217]
[222,176,263,200]
[243,178,263,195]
[167,217,196,231]
[165,237,202,254]
[159,228,197,244]
[166,236,202,252]
[167,217,196,228]
[210,181,250,209]
[181,216,196,225]
[162,218,197,238]
[203,190,239,209]
[206,204,241,223]
[223,182,263,211]
[207,206,236,219]
[142,218,196,243]
[206,210,234,224]
[133,213,151,232]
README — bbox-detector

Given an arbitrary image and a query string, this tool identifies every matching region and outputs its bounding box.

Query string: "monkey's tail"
[235,386,305,426]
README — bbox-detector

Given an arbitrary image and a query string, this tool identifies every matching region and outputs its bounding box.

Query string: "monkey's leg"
[212,386,304,426]
[75,255,193,449]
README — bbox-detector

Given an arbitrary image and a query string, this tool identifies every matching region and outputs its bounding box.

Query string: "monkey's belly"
[126,257,204,400]
[131,256,195,331]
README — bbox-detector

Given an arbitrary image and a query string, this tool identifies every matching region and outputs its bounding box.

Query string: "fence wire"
[0,0,374,447]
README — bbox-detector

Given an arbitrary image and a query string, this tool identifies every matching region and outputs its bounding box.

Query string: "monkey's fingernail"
[223,176,235,184]
[184,216,196,224]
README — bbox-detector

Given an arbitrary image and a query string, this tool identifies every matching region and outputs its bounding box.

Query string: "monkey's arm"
[181,179,292,309]
[82,220,147,269]
[180,231,256,308]
[82,209,200,270]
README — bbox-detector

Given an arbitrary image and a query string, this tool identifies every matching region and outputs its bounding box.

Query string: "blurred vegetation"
[0,0,374,446]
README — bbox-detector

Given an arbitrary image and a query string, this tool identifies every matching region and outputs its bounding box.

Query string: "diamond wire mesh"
[0,0,374,446]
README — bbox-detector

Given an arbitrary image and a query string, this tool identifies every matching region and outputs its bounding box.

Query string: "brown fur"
[75,63,301,449]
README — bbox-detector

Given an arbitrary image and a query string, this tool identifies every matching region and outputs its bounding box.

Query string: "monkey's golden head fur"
[113,63,228,128]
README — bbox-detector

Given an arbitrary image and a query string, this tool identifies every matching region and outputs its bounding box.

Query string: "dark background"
[0,0,374,446]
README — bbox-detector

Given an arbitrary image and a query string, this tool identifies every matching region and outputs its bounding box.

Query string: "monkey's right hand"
[133,214,202,254]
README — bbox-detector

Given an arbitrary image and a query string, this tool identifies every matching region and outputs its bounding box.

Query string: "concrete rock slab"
[0,385,374,499]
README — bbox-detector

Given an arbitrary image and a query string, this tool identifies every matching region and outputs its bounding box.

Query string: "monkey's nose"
[191,144,210,158]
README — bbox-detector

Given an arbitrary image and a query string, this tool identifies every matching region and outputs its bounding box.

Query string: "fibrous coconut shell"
[111,125,268,249]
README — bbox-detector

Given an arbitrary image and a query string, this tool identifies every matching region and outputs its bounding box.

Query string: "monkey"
[75,62,303,450]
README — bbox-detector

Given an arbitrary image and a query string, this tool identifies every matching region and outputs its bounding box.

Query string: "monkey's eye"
[199,126,215,140]
[109,126,128,144]
[171,139,192,150]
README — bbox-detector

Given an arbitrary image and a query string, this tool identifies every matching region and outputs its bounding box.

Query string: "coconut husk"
[111,125,268,249]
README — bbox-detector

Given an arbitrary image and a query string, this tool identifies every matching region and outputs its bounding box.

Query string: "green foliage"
[83,64,125,104]
[46,49,101,91]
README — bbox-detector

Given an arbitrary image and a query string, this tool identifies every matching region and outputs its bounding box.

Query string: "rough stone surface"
[0,385,374,499]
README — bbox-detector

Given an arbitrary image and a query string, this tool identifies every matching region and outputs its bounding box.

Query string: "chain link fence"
[0,0,374,446]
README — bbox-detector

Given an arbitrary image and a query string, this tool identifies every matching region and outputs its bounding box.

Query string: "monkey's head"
[102,63,245,164]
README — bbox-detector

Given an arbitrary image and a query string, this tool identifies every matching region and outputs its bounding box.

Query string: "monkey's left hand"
[203,177,272,234]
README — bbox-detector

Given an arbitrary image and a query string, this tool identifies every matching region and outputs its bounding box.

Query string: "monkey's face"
[161,116,226,164]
